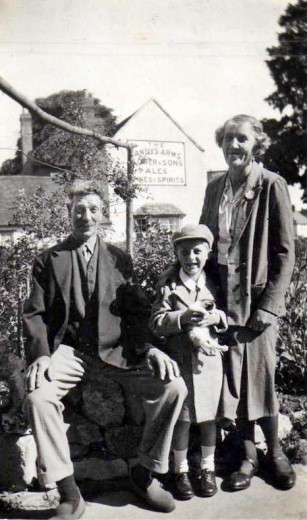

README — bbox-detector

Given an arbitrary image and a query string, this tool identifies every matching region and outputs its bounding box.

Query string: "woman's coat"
[199,162,295,326]
[199,162,295,420]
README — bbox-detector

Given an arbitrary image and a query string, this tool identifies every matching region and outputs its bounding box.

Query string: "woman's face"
[222,121,257,171]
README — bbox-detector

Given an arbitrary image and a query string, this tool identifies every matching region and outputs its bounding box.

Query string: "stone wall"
[0,350,145,496]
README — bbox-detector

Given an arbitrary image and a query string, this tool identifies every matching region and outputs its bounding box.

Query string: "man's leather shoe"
[173,472,194,500]
[226,458,258,492]
[268,452,296,489]
[130,470,175,512]
[199,469,218,497]
[50,495,85,520]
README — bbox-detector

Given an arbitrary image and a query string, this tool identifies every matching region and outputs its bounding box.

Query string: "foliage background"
[261,0,307,192]
[276,238,307,394]
[1,209,306,401]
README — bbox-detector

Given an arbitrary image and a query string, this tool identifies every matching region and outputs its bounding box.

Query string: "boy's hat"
[172,224,214,248]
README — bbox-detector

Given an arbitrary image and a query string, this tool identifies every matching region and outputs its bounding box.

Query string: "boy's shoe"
[267,452,296,490]
[173,472,194,500]
[199,469,218,497]
[130,465,175,512]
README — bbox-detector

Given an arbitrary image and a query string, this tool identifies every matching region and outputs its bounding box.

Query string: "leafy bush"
[278,394,307,464]
[133,221,175,304]
[0,237,47,356]
[276,238,307,394]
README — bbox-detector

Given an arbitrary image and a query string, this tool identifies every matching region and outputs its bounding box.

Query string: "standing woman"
[200,114,296,491]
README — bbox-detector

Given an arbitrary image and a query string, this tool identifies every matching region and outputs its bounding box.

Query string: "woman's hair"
[67,179,105,208]
[215,114,271,157]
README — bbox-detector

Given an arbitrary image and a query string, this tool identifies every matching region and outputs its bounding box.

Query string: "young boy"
[150,224,227,500]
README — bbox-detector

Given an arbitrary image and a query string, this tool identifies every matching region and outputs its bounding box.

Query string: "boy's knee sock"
[173,448,189,474]
[200,445,215,471]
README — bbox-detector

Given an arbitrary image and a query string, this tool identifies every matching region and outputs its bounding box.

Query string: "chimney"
[20,109,33,165]
[82,91,105,135]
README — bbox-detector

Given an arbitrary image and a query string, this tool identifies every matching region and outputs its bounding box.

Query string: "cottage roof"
[134,203,185,217]
[114,98,205,152]
[0,175,58,227]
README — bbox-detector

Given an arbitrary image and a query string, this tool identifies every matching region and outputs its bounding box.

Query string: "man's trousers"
[24,345,187,485]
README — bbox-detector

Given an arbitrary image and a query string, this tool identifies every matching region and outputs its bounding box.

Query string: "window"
[135,216,181,234]
[0,232,13,246]
[135,217,150,233]
[157,217,180,231]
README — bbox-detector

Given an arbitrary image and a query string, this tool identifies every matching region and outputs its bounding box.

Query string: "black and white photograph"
[0,1,306,519]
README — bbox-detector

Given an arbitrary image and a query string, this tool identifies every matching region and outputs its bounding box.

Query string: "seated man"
[23,180,187,520]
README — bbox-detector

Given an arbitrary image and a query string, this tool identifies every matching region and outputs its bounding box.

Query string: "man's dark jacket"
[23,235,152,368]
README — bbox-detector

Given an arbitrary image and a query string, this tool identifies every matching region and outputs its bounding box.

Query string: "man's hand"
[147,347,180,381]
[26,355,53,392]
[249,309,277,332]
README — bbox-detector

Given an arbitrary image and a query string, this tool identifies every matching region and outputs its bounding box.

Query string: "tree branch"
[0,76,137,254]
[0,76,134,150]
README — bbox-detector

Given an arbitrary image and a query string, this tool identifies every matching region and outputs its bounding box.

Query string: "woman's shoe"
[267,452,296,490]
[173,472,194,500]
[198,469,218,497]
[226,458,258,491]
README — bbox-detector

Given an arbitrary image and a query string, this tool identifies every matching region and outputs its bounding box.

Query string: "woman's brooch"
[244,189,255,201]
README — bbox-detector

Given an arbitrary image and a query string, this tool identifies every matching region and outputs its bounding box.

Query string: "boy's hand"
[180,308,204,327]
[181,309,220,327]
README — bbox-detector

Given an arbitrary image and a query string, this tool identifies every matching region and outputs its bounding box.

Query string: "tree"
[0,89,117,177]
[0,140,21,175]
[32,90,116,176]
[261,0,307,192]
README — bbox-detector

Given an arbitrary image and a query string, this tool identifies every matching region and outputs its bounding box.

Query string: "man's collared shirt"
[79,234,97,264]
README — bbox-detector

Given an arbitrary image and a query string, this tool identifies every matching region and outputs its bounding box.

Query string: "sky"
[0,0,303,207]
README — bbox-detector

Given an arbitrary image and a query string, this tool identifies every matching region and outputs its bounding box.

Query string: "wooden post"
[17,285,25,359]
[126,147,134,257]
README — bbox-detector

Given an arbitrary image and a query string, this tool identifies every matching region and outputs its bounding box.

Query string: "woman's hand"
[197,310,221,327]
[249,309,277,331]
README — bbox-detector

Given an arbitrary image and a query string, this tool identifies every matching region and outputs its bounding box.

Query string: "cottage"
[107,98,206,241]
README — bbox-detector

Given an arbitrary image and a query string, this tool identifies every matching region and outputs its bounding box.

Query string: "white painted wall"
[106,100,207,242]
[295,224,307,238]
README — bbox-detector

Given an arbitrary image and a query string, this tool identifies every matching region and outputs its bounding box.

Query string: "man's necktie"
[82,244,92,263]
